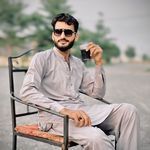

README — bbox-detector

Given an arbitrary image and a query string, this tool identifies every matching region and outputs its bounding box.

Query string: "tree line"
[1,0,143,63]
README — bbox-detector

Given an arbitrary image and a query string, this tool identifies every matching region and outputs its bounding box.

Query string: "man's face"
[52,21,77,52]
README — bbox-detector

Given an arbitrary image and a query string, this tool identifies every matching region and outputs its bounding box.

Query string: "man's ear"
[75,33,79,41]
[51,32,54,41]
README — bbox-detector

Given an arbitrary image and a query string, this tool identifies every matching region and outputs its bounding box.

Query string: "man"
[20,13,140,150]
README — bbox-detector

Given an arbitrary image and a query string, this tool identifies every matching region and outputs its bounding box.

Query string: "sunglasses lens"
[54,29,62,36]
[64,29,73,37]
[54,29,75,37]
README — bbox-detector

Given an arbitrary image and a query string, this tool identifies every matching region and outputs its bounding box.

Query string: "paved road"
[0,63,150,150]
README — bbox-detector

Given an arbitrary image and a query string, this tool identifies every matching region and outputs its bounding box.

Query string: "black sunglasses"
[53,29,76,37]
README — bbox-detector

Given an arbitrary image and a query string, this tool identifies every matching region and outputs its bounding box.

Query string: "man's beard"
[53,39,75,52]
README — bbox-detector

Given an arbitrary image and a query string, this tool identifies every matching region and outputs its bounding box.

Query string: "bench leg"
[61,145,68,150]
[12,134,17,150]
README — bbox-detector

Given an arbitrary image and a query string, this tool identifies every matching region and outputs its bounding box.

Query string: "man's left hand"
[87,42,103,65]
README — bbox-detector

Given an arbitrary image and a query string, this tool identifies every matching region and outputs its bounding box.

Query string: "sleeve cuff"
[95,65,104,74]
[49,102,65,112]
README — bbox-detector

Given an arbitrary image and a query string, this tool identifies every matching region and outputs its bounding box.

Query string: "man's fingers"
[87,43,103,59]
[78,117,85,127]
[79,110,91,126]
[60,108,92,127]
[74,115,80,127]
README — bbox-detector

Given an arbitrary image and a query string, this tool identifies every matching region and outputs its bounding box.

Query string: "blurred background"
[0,0,150,64]
[0,0,150,150]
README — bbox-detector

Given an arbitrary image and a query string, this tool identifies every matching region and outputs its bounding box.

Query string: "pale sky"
[23,0,150,56]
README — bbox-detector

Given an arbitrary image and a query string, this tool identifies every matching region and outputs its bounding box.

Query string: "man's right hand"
[60,108,92,127]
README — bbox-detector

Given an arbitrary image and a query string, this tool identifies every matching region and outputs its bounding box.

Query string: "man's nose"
[60,31,66,38]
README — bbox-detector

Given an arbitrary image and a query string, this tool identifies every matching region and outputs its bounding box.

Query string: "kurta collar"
[53,47,72,61]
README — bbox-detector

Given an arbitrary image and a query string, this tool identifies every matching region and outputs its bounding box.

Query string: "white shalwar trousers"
[47,103,140,150]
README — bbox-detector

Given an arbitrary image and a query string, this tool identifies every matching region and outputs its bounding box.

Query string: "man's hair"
[51,13,79,32]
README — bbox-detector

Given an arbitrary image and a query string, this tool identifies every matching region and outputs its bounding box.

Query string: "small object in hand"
[80,43,91,61]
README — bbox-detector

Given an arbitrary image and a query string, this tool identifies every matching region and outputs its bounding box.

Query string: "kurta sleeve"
[80,64,106,99]
[20,53,64,112]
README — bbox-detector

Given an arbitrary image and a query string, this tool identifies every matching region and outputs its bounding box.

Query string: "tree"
[125,46,136,59]
[28,0,74,49]
[0,0,121,63]
[94,12,120,63]
[101,40,120,63]
[142,54,150,61]
[0,0,29,55]
[95,12,110,40]
[42,0,74,20]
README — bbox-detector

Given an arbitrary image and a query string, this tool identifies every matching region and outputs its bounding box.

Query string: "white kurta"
[20,47,114,131]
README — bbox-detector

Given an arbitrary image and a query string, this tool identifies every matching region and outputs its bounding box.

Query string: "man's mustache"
[58,38,69,42]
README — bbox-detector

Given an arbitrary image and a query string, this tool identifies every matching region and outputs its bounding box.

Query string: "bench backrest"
[8,49,38,128]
